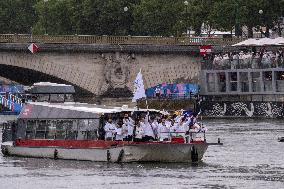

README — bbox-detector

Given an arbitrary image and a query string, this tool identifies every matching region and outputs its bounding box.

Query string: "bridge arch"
[0,64,92,96]
[0,50,202,98]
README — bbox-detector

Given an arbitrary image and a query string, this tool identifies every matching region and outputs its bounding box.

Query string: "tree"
[34,0,74,35]
[78,0,140,35]
[256,0,284,37]
[209,0,247,36]
[0,0,37,34]
[187,0,215,36]
[133,0,184,36]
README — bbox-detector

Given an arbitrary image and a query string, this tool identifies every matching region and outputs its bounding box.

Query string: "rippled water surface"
[0,118,284,189]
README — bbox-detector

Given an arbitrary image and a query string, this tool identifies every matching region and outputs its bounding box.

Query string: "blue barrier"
[0,93,23,114]
[146,83,199,98]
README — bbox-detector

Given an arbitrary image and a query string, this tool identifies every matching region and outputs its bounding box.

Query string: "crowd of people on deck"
[210,48,284,69]
[103,110,206,143]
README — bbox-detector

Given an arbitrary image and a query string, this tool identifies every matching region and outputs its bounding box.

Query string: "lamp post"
[44,0,48,35]
[259,9,264,38]
[184,1,189,36]
[124,6,128,12]
[123,6,129,35]
[235,1,241,38]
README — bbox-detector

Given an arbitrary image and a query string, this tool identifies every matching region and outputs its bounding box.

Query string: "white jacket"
[135,126,144,139]
[141,122,154,137]
[158,123,170,140]
[115,127,123,141]
[104,122,116,139]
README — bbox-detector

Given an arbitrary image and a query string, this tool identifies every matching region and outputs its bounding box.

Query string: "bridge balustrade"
[0,34,243,46]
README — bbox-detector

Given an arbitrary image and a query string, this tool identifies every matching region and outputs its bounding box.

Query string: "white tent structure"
[232,37,284,46]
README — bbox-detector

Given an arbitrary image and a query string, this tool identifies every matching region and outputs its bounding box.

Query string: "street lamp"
[44,0,48,35]
[123,7,129,35]
[184,1,189,6]
[258,9,265,37]
[123,6,129,12]
[184,1,189,36]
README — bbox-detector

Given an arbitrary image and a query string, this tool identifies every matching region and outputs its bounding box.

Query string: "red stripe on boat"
[15,139,129,148]
[15,137,204,148]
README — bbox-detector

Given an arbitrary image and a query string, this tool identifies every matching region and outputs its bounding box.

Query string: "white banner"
[132,70,146,102]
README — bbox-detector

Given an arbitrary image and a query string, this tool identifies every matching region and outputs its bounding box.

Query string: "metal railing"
[0,34,243,46]
[202,58,284,70]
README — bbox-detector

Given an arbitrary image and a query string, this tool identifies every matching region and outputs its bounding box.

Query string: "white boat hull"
[1,142,208,163]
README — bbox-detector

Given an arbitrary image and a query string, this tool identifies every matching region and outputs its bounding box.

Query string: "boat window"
[65,120,77,140]
[77,119,99,140]
[229,72,238,92]
[46,121,56,139]
[50,94,65,102]
[35,120,48,139]
[55,120,66,139]
[217,72,226,92]
[87,119,99,140]
[77,120,89,140]
[206,73,215,92]
[26,120,36,139]
[65,94,74,102]
[37,94,50,102]
[263,71,272,91]
[276,71,284,92]
[251,72,261,92]
[240,72,249,92]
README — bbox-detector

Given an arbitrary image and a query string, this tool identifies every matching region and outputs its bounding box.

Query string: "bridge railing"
[0,34,243,46]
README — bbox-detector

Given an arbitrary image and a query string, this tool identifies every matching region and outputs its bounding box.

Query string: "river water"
[0,117,283,189]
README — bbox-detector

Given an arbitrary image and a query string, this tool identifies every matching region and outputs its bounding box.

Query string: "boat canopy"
[232,37,284,47]
[27,82,75,94]
[18,102,162,119]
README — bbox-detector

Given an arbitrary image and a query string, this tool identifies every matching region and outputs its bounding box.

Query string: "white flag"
[132,70,146,102]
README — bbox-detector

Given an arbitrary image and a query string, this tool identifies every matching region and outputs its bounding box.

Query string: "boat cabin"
[8,102,160,142]
[26,82,75,103]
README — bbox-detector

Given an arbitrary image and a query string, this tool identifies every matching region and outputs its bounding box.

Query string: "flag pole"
[132,68,147,109]
[145,97,149,110]
[140,68,148,110]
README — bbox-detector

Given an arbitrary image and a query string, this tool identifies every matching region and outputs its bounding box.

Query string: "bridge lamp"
[184,1,190,36]
[258,9,264,37]
[184,1,189,6]
[44,0,49,35]
[123,7,129,35]
[124,6,129,12]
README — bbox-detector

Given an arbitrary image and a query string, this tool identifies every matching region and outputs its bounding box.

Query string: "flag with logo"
[132,69,146,102]
[199,45,212,56]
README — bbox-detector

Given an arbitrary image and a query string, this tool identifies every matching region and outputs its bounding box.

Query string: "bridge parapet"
[0,34,243,46]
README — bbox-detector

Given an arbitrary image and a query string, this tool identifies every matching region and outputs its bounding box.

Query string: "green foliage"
[0,0,283,37]
[0,0,37,34]
[132,0,184,36]
[80,0,137,35]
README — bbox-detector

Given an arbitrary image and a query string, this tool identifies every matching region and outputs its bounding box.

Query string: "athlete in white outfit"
[104,118,116,141]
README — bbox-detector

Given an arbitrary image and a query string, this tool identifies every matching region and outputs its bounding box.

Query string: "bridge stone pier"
[0,42,202,102]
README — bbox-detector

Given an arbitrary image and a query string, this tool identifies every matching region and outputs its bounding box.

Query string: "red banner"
[200,45,212,56]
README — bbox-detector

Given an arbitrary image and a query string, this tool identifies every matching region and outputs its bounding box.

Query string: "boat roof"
[18,102,162,119]
[232,37,284,47]
[27,82,75,94]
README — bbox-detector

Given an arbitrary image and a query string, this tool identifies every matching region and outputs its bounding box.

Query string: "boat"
[1,101,222,163]
[278,137,284,142]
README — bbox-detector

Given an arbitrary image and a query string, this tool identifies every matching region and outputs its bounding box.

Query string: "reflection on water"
[0,118,284,189]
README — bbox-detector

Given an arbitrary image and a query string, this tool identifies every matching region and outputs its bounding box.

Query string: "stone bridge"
[0,35,241,99]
